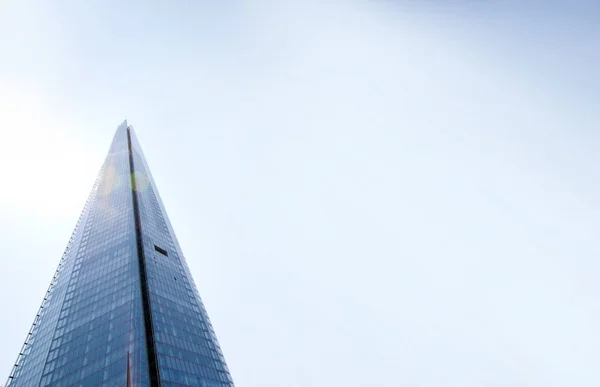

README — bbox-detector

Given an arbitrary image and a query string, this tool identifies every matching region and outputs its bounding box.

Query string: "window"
[154,245,168,256]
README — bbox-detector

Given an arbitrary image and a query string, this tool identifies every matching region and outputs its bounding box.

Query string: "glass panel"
[7,123,233,386]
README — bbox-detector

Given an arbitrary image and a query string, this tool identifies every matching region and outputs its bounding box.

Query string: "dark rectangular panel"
[154,245,168,257]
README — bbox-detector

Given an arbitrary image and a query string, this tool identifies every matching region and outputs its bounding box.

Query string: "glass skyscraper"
[6,121,234,386]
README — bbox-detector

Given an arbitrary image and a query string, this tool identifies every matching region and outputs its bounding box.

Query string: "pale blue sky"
[1,1,599,386]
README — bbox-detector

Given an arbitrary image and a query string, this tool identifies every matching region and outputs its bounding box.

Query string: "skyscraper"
[6,121,234,386]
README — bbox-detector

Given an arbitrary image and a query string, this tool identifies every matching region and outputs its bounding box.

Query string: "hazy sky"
[1,1,599,386]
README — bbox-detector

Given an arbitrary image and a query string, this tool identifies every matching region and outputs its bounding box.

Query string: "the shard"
[6,121,234,386]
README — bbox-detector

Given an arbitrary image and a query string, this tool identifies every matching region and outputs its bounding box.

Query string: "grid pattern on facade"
[7,125,150,386]
[6,175,97,387]
[38,126,149,386]
[6,121,234,386]
[130,129,233,386]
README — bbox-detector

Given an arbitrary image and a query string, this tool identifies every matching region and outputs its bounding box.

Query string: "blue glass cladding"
[129,127,234,386]
[7,122,234,386]
[7,123,150,386]
[7,172,94,387]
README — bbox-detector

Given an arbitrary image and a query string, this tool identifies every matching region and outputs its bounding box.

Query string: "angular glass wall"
[129,128,233,386]
[7,122,149,386]
[6,121,233,386]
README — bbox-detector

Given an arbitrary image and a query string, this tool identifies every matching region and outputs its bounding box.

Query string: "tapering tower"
[6,121,234,386]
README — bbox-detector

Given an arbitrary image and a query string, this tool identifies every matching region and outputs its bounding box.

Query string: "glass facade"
[6,122,234,387]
